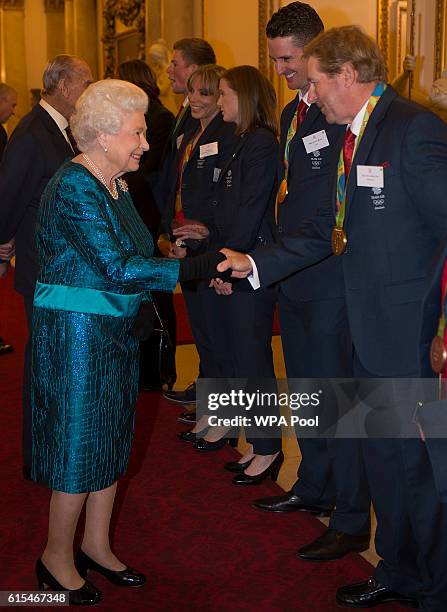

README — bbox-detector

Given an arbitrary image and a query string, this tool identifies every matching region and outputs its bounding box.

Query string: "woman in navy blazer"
[163,64,238,391]
[175,66,283,483]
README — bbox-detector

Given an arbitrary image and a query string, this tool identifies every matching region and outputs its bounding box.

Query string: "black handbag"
[151,300,176,389]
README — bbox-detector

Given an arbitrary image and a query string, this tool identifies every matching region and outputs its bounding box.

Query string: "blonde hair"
[304,25,387,83]
[187,64,226,97]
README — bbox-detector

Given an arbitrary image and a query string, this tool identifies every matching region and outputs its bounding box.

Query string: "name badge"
[176,134,184,150]
[357,165,384,188]
[213,168,221,182]
[302,130,330,154]
[200,141,218,158]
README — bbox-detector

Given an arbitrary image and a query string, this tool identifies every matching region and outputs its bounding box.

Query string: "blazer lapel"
[36,105,73,159]
[343,86,397,223]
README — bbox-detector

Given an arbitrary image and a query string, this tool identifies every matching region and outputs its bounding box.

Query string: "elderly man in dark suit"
[252,1,371,563]
[219,25,447,611]
[0,82,17,354]
[0,54,92,477]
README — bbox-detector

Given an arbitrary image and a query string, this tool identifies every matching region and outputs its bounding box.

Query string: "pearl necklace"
[82,153,118,199]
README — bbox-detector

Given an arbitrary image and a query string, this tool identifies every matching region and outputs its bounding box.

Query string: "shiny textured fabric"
[31,162,179,493]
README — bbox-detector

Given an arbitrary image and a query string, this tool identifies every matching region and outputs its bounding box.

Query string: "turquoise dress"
[31,162,179,493]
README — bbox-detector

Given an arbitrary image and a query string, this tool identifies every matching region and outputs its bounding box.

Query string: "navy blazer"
[0,104,73,296]
[161,113,237,235]
[277,95,345,301]
[252,86,447,376]
[209,127,278,252]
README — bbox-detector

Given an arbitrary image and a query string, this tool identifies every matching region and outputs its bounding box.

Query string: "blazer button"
[211,200,217,206]
[277,226,283,233]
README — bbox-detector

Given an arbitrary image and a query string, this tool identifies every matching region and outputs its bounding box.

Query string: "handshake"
[0,239,15,279]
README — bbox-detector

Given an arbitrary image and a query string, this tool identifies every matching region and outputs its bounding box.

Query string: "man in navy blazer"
[0,54,92,477]
[219,26,447,611]
[252,2,371,563]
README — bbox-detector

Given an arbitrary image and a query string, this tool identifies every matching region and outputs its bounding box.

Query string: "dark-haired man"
[252,1,371,563]
[0,55,92,476]
[219,25,447,610]
[160,38,216,412]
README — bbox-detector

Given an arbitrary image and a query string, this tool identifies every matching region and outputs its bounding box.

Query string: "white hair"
[70,79,148,151]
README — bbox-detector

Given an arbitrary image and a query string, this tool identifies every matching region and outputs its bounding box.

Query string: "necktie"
[343,128,356,180]
[65,126,79,155]
[295,99,308,130]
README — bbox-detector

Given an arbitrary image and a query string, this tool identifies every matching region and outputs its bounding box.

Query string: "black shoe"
[177,411,196,425]
[164,382,196,404]
[297,528,370,561]
[336,577,419,608]
[0,338,13,355]
[36,558,102,605]
[224,457,254,473]
[177,428,207,443]
[232,451,284,486]
[193,436,237,452]
[76,549,146,587]
[252,491,333,516]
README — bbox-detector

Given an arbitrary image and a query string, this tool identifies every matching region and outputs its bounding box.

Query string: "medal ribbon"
[283,99,307,183]
[335,82,387,228]
[436,262,447,377]
[175,140,194,219]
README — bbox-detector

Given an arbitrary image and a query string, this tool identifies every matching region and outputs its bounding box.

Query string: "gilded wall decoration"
[103,0,146,77]
[0,0,25,9]
[434,0,446,78]
[44,0,64,11]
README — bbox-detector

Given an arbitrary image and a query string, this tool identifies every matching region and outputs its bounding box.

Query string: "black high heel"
[35,558,102,606]
[232,451,284,486]
[75,549,146,587]
[224,457,254,473]
[177,428,207,443]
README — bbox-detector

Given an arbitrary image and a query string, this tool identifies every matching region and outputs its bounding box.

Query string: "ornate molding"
[103,0,146,77]
[434,0,446,79]
[258,0,268,76]
[377,0,389,64]
[44,0,65,12]
[0,0,25,10]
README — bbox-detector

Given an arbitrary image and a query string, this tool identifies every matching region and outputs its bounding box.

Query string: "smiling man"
[219,25,447,610]
[250,2,372,567]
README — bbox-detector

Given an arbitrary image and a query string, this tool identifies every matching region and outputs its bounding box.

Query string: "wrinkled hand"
[172,222,209,241]
[403,55,416,73]
[209,278,233,295]
[217,248,253,278]
[0,239,15,261]
[0,261,10,278]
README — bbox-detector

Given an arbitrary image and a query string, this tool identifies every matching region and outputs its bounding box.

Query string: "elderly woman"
[32,79,224,605]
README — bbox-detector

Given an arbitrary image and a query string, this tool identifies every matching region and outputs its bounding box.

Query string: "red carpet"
[0,273,402,611]
[174,292,281,345]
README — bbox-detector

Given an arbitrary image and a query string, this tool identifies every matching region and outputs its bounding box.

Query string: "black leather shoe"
[164,382,196,404]
[36,558,102,605]
[297,528,370,561]
[224,458,254,473]
[232,451,284,486]
[177,411,196,425]
[193,435,237,451]
[252,491,333,516]
[177,428,207,443]
[336,577,419,608]
[76,549,146,587]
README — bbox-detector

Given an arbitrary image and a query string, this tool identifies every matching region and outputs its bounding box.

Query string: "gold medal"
[331,227,347,256]
[278,179,288,204]
[430,335,447,374]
